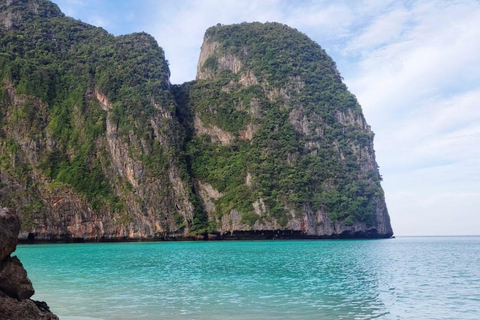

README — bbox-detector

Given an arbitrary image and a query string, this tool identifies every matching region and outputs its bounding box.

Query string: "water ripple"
[15,237,480,320]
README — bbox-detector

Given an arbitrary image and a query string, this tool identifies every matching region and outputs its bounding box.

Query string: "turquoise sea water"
[15,237,480,320]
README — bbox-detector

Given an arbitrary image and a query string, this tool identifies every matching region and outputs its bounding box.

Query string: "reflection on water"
[15,237,480,320]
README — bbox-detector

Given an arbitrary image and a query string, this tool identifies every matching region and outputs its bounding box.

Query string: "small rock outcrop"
[0,208,58,320]
[0,208,20,261]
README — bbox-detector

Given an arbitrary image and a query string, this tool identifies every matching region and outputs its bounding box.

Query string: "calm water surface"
[15,237,480,320]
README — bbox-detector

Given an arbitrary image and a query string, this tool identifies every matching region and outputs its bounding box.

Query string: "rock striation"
[0,0,393,241]
[0,207,58,320]
[0,0,194,242]
[178,23,393,239]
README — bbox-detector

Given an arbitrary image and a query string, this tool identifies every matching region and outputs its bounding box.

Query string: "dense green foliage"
[0,1,386,234]
[0,0,188,227]
[180,22,385,227]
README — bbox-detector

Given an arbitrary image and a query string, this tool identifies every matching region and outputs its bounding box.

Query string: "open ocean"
[15,237,480,320]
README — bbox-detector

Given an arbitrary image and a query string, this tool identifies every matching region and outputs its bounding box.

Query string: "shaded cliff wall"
[0,0,195,241]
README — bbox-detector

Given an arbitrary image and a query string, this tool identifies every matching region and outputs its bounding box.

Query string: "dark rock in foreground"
[0,256,35,300]
[0,207,21,261]
[0,208,58,320]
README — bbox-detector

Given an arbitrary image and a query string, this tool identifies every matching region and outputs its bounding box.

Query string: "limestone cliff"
[178,23,393,238]
[0,0,194,241]
[0,208,58,319]
[0,1,393,241]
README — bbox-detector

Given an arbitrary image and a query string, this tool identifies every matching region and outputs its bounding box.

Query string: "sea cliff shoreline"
[18,228,393,244]
[2,0,393,244]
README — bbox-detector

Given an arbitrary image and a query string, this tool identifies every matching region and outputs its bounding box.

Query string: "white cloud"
[285,3,356,38]
[85,15,109,29]
[143,0,283,83]
[346,8,410,53]
[348,0,480,115]
[342,0,480,235]
[52,0,85,17]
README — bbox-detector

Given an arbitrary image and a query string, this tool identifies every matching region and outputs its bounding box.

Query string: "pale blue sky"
[52,0,480,236]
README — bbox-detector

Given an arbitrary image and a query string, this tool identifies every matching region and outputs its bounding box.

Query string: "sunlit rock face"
[0,1,392,241]
[178,22,393,238]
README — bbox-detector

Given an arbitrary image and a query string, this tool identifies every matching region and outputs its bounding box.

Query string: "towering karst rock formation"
[0,0,393,240]
[176,23,393,238]
[0,0,194,241]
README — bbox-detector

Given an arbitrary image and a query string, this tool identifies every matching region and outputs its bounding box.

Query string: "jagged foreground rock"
[0,208,58,320]
[0,0,393,241]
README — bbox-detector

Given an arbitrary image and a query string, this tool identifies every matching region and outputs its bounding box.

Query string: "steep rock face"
[0,208,58,319]
[0,0,194,241]
[0,1,392,240]
[178,22,393,238]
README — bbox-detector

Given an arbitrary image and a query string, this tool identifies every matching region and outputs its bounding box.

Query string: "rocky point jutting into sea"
[0,207,58,319]
[0,0,393,242]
